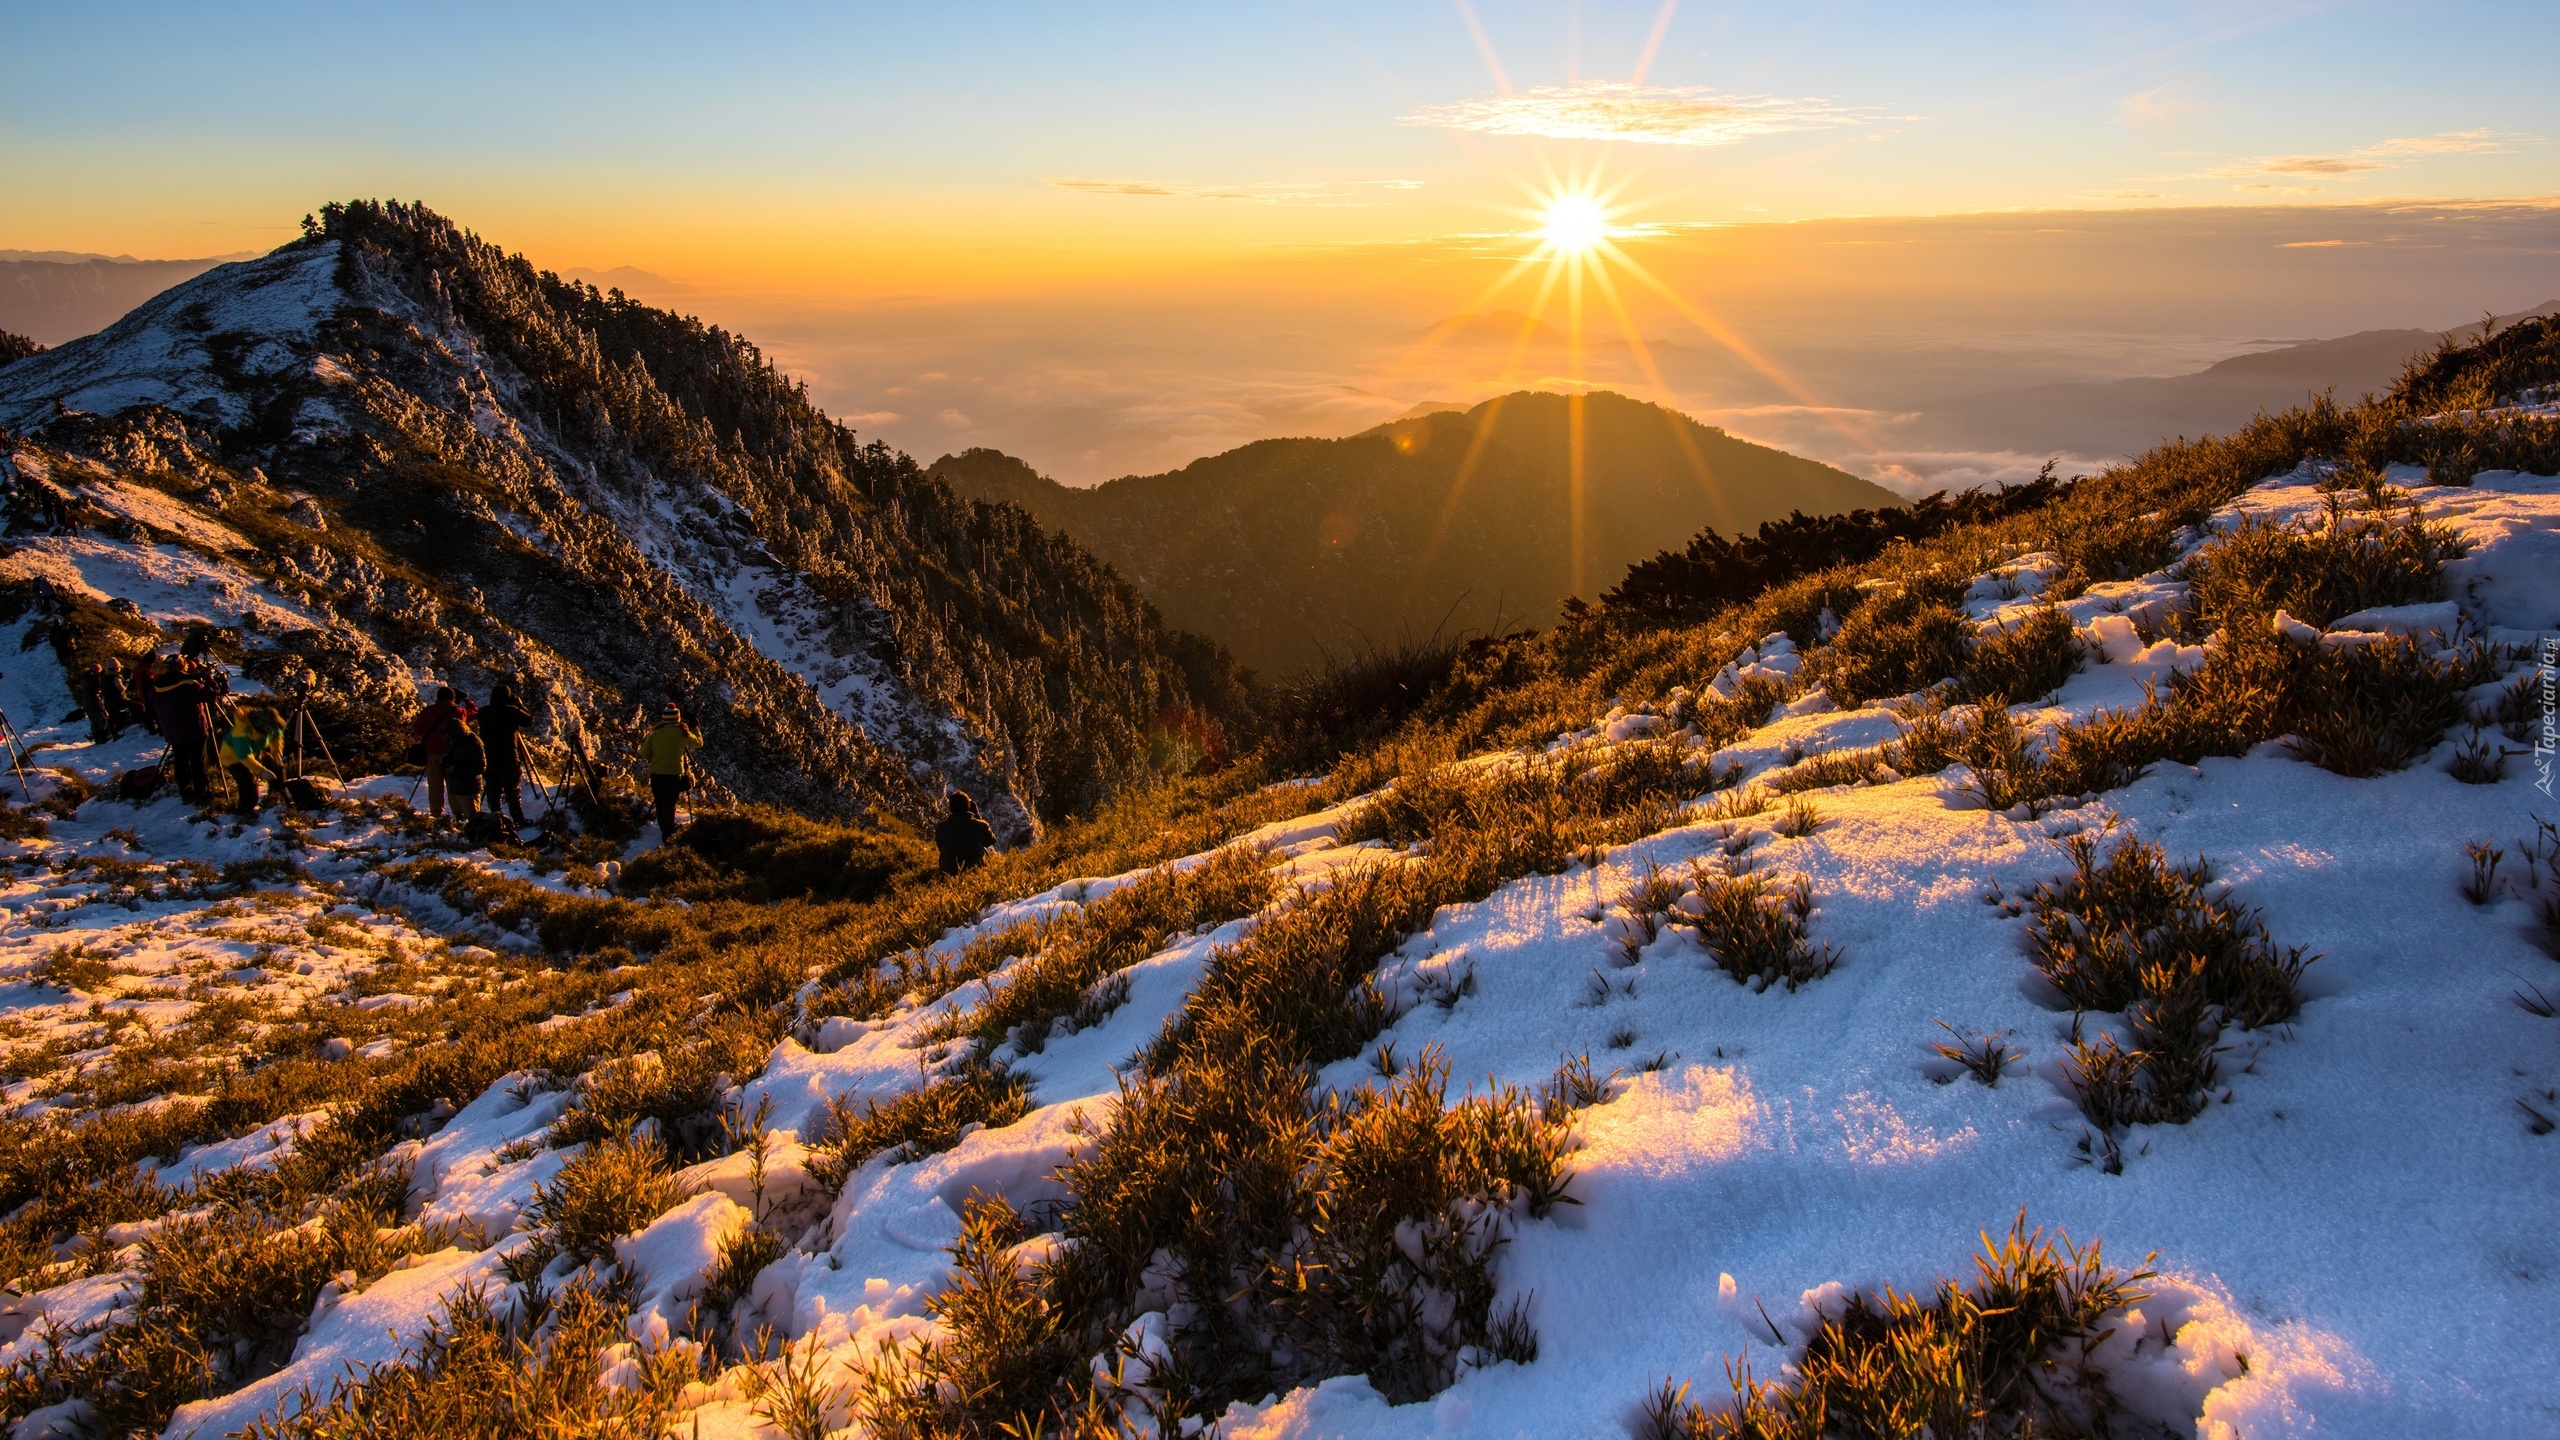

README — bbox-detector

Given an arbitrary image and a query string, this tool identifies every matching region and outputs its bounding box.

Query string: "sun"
[1538,193,1610,255]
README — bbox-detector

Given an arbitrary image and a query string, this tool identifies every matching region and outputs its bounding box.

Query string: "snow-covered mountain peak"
[0,207,1252,832]
[0,242,344,434]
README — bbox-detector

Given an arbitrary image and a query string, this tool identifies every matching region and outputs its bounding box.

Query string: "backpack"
[443,720,486,774]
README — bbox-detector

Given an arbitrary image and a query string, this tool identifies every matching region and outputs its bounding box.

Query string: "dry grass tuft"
[1809,579,1970,709]
[2026,835,2312,1148]
[518,1132,688,1271]
[1676,863,1839,992]
[1959,606,2085,705]
[1640,1216,2152,1440]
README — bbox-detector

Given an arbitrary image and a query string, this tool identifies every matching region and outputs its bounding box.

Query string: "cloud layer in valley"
[562,203,2560,497]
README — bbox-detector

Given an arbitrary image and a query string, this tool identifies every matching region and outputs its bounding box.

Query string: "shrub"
[888,737,1717,1421]
[1266,632,1470,765]
[1883,696,1961,777]
[2027,835,2305,1027]
[616,804,934,904]
[1640,1216,2151,1440]
[239,1281,697,1438]
[2447,729,2506,783]
[1677,864,1838,992]
[1612,859,1689,962]
[1770,795,1822,838]
[1259,1048,1574,1402]
[1810,581,1970,709]
[1605,473,2069,624]
[811,919,1055,1024]
[547,1049,729,1158]
[2284,636,2494,777]
[2185,499,2460,631]
[853,1195,1094,1437]
[521,1132,689,1268]
[701,1222,788,1321]
[2393,311,2560,413]
[531,895,687,956]
[806,1064,1033,1192]
[24,1193,416,1437]
[941,845,1279,1055]
[1959,606,2083,704]
[2050,507,2179,595]
[1764,746,1889,794]
[2026,836,2313,1138]
[1931,1022,2021,1087]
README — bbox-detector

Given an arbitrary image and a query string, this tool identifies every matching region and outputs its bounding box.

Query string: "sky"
[7,1,2558,484]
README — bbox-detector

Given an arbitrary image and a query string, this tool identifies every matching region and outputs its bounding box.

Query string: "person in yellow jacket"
[641,702,703,839]
[217,704,288,815]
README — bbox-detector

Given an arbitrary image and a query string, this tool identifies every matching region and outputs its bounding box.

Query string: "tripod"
[281,688,345,808]
[0,674,32,801]
[279,687,343,780]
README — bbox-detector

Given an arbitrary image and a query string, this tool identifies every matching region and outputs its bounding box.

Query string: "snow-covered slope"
[753,476,2554,1438]
[5,272,2557,1439]
[5,459,2541,1438]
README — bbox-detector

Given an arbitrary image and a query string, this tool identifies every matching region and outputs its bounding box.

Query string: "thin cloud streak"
[1045,177,1425,204]
[2203,128,2529,179]
[1403,82,1877,148]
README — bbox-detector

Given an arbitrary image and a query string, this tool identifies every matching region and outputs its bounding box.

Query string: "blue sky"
[6,0,2555,274]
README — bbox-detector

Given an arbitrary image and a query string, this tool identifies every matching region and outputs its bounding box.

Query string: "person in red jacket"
[145,656,214,803]
[410,686,477,821]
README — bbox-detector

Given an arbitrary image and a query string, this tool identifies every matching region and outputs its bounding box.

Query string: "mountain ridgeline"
[931,391,1901,677]
[0,200,1252,829]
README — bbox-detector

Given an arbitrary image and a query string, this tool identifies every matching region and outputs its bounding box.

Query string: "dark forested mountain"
[932,391,1900,676]
[0,201,1251,829]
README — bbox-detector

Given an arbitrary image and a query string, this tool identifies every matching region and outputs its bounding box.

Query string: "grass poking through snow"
[1639,1216,2153,1440]
[2023,835,2313,1154]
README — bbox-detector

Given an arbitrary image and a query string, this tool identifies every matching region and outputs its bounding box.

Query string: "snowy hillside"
[0,402,2551,1439]
[0,203,1257,832]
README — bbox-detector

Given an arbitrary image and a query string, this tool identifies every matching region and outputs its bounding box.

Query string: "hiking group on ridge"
[66,639,1014,872]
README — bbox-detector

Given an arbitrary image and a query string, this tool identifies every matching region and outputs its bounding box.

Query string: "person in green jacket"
[217,704,288,815]
[641,702,702,839]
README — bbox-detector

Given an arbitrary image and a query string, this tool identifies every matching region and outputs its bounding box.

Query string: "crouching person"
[218,705,288,815]
[934,791,997,876]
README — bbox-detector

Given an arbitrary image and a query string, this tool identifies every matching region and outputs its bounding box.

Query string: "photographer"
[640,702,702,840]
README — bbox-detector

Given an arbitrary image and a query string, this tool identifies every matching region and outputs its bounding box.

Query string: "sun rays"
[1388,5,1891,612]
[1537,192,1612,254]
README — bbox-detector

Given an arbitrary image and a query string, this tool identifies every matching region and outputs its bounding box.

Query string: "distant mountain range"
[0,253,252,345]
[930,391,1900,677]
[1911,302,2560,456]
[1400,304,2560,470]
